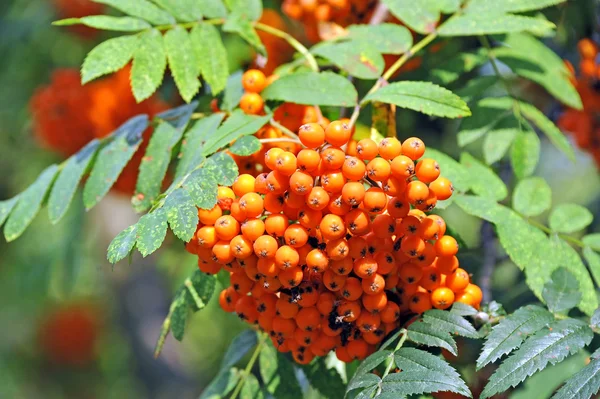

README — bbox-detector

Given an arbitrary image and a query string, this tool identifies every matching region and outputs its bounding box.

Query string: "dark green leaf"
[483,117,519,164]
[4,165,59,241]
[164,26,201,103]
[48,140,99,224]
[182,169,218,209]
[456,76,499,103]
[229,136,261,156]
[222,329,258,369]
[459,152,508,201]
[312,40,384,80]
[457,98,511,147]
[549,203,593,233]
[543,268,582,314]
[347,373,381,393]
[512,177,552,217]
[407,321,458,356]
[202,111,271,156]
[477,305,554,369]
[241,373,264,399]
[131,29,166,102]
[223,14,266,56]
[0,196,19,228]
[133,122,182,211]
[107,224,138,263]
[592,308,600,329]
[150,0,203,22]
[185,270,216,311]
[259,340,303,398]
[381,0,440,34]
[583,247,600,287]
[135,209,168,257]
[423,309,478,338]
[511,127,541,179]
[394,348,470,396]
[583,234,600,249]
[430,48,488,85]
[262,71,358,107]
[423,148,470,193]
[205,152,239,186]
[93,0,175,24]
[83,115,148,210]
[175,113,225,179]
[381,370,471,397]
[222,70,244,112]
[198,0,228,18]
[157,102,198,130]
[364,81,471,118]
[164,189,198,241]
[199,368,240,399]
[82,35,138,83]
[480,319,593,399]
[191,23,228,95]
[552,357,600,399]
[170,293,188,341]
[353,350,392,380]
[345,24,413,54]
[438,13,555,36]
[467,0,567,13]
[453,194,506,223]
[451,302,479,316]
[303,358,345,399]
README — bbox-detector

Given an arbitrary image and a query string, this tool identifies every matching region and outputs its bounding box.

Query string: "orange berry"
[239,192,264,218]
[297,208,323,229]
[214,215,240,241]
[242,69,267,93]
[435,255,459,274]
[366,157,391,181]
[326,237,350,260]
[284,224,309,248]
[446,268,470,292]
[431,287,455,310]
[298,123,325,148]
[463,283,483,304]
[372,214,396,239]
[406,181,429,205]
[323,269,347,291]
[325,120,352,147]
[317,292,336,315]
[306,187,330,211]
[320,214,346,241]
[275,151,298,176]
[387,196,410,218]
[409,291,432,314]
[342,156,367,181]
[356,138,378,160]
[276,296,300,319]
[353,257,378,278]
[257,257,279,277]
[380,302,400,324]
[362,273,385,295]
[378,137,402,160]
[278,266,304,288]
[264,214,289,237]
[399,263,424,285]
[363,187,388,214]
[401,236,426,258]
[337,300,361,322]
[415,158,440,183]
[240,92,264,115]
[390,155,415,178]
[362,291,388,312]
[265,148,284,170]
[344,208,371,235]
[289,171,314,195]
[381,175,407,196]
[196,226,218,248]
[230,271,255,294]
[297,149,321,172]
[321,170,346,193]
[235,296,259,323]
[341,181,365,206]
[275,245,300,270]
[254,235,278,258]
[198,205,222,225]
[401,137,426,160]
[321,147,346,169]
[230,235,254,259]
[306,249,329,273]
[435,235,459,257]
[241,218,266,242]
[429,177,454,201]
[219,287,240,312]
[356,312,381,333]
[266,170,290,194]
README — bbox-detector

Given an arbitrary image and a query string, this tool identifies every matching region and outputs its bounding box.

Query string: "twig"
[375,329,408,396]
[369,2,390,25]
[230,332,269,399]
[254,22,319,72]
[480,221,495,303]
[259,138,302,145]
[269,118,299,139]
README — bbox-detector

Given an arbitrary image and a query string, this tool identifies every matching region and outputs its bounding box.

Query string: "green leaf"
[467,0,567,14]
[4,165,59,242]
[135,209,168,257]
[205,152,239,186]
[202,110,271,156]
[451,302,479,316]
[494,33,582,109]
[345,24,413,54]
[225,0,262,20]
[511,126,541,179]
[107,224,138,263]
[422,309,479,338]
[0,196,19,228]
[198,0,228,18]
[304,358,346,399]
[453,194,506,223]
[191,23,228,95]
[131,29,166,102]
[430,48,488,85]
[259,340,303,398]
[312,40,384,80]
[262,71,358,107]
[423,148,470,193]
[150,0,203,22]
[347,373,381,394]
[175,113,225,179]
[477,305,554,369]
[549,203,593,233]
[164,26,201,103]
[381,0,440,34]
[364,81,471,118]
[133,122,182,211]
[438,13,555,36]
[222,70,244,112]
[164,189,198,241]
[241,373,263,399]
[221,329,258,369]
[79,15,150,31]
[518,101,575,161]
[407,321,458,356]
[483,117,520,164]
[457,98,511,146]
[512,177,552,217]
[182,169,218,209]
[199,368,240,399]
[394,348,470,396]
[381,370,472,397]
[455,76,499,103]
[592,308,600,329]
[93,0,175,24]
[459,152,508,201]
[82,35,138,84]
[48,140,99,224]
[185,270,216,311]
[229,136,261,156]
[83,116,148,210]
[170,292,188,341]
[480,319,593,399]
[352,350,393,380]
[552,357,600,399]
[583,247,600,287]
[542,268,582,314]
[583,234,600,249]
[223,14,266,56]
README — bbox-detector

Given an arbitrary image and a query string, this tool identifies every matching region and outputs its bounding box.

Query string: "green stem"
[269,118,300,139]
[259,137,301,144]
[230,332,269,399]
[375,329,408,396]
[524,217,599,251]
[254,22,319,72]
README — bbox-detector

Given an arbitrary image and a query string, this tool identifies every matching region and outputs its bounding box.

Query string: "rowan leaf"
[460,152,508,201]
[549,203,593,233]
[204,152,239,186]
[482,117,519,164]
[422,309,479,338]
[182,169,218,210]
[229,136,261,156]
[259,340,303,398]
[552,357,600,399]
[303,358,345,399]
[131,29,166,102]
[82,35,138,83]
[175,113,225,179]
[135,209,168,257]
[93,0,175,24]
[511,126,541,179]
[202,111,271,156]
[345,24,413,54]
[543,268,582,314]
[512,177,552,217]
[312,40,384,80]
[164,188,198,242]
[107,224,138,263]
[0,196,19,228]
[164,26,201,103]
[438,13,555,36]
[407,320,458,356]
[191,23,228,95]
[381,370,472,397]
[150,0,203,22]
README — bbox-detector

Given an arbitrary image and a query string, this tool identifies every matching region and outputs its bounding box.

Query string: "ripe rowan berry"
[297,149,321,172]
[264,214,289,237]
[380,302,400,324]
[363,187,388,214]
[435,235,459,257]
[401,137,426,160]
[323,269,347,291]
[219,287,240,312]
[239,192,264,218]
[278,266,304,288]
[298,123,325,148]
[240,92,264,115]
[406,180,430,205]
[232,174,256,197]
[242,69,267,93]
[362,291,388,313]
[356,312,381,333]
[289,171,314,194]
[337,300,361,322]
[342,156,367,181]
[306,249,329,273]
[230,235,254,259]
[306,187,330,211]
[356,138,378,160]
[366,157,391,181]
[353,257,378,278]
[254,235,278,258]
[325,120,352,147]
[409,291,432,314]
[341,277,363,301]
[415,158,440,183]
[378,137,402,160]
[431,287,455,310]
[361,273,385,295]
[429,177,454,201]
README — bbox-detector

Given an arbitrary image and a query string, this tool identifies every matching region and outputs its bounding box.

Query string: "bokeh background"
[1,0,600,398]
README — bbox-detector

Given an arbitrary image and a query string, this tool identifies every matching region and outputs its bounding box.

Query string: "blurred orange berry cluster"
[30,66,168,194]
[557,38,600,166]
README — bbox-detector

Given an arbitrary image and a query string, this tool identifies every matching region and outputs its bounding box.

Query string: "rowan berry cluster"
[557,38,600,167]
[282,0,377,42]
[185,117,482,365]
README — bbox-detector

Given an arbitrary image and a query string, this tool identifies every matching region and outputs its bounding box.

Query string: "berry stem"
[259,137,302,144]
[230,331,269,399]
[375,328,408,396]
[254,22,320,73]
[269,118,300,140]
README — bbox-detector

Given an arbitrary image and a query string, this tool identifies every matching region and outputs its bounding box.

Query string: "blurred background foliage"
[1,0,600,398]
